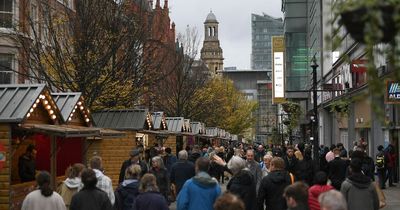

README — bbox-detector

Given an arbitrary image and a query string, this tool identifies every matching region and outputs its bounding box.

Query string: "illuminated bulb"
[85,118,90,122]
[74,106,77,109]
[77,102,82,106]
[40,95,45,99]
[70,113,74,117]
[51,115,56,119]
[36,99,40,103]
[49,110,54,115]
[33,104,37,108]
[80,106,84,110]
[84,115,88,118]
[30,108,34,113]
[72,109,76,113]
[46,105,51,110]
[87,110,90,113]
[26,113,31,118]
[69,117,72,121]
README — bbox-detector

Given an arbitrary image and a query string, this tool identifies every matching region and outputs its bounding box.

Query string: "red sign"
[351,59,367,73]
[0,143,6,171]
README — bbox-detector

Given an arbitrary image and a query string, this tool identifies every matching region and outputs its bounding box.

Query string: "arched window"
[209,27,212,37]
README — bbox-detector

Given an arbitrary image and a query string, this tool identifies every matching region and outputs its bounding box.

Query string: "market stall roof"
[93,109,151,130]
[20,124,100,138]
[165,117,184,132]
[151,112,167,130]
[206,127,219,137]
[190,122,206,134]
[51,92,91,123]
[0,84,60,123]
[184,119,192,133]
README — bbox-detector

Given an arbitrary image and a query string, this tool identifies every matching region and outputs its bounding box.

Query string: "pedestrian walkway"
[382,185,400,210]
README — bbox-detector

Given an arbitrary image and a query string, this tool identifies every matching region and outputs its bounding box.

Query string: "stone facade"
[200,11,224,76]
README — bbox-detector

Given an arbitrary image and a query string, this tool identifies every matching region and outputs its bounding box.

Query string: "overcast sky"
[169,0,283,69]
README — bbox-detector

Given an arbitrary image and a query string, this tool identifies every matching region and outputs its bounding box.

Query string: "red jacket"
[308,184,334,210]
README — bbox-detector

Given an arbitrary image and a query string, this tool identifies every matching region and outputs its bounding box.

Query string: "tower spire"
[164,0,168,9]
[156,0,160,8]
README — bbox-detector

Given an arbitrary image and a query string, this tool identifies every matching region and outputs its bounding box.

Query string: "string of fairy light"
[26,94,57,120]
[69,101,91,123]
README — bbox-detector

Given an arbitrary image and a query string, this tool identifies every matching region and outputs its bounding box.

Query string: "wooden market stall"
[190,122,206,147]
[164,117,194,155]
[0,84,101,210]
[91,109,152,187]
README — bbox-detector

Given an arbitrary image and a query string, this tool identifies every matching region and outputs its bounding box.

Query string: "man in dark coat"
[328,148,348,190]
[170,150,195,194]
[18,144,36,182]
[283,182,310,210]
[70,169,112,210]
[118,149,148,184]
[283,146,298,177]
[188,145,202,164]
[257,157,292,210]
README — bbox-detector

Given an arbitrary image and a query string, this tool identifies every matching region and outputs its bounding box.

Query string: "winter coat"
[227,169,257,210]
[170,160,195,194]
[164,154,177,175]
[70,187,112,210]
[118,159,148,184]
[257,170,292,210]
[114,179,139,210]
[176,171,221,210]
[308,184,334,210]
[246,159,263,188]
[93,169,115,205]
[328,157,348,190]
[58,177,82,208]
[149,167,169,199]
[295,159,315,186]
[134,191,169,210]
[21,190,66,210]
[340,173,379,210]
[188,152,202,164]
[283,156,298,176]
[18,154,36,182]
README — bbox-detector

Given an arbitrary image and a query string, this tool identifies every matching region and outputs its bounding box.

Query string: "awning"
[21,124,101,138]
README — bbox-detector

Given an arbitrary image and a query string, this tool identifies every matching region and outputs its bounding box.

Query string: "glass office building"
[251,13,283,70]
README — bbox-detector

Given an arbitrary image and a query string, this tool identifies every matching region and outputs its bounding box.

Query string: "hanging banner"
[272,36,285,104]
[386,81,400,104]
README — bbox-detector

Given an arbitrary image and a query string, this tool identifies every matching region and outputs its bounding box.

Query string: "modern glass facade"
[251,14,283,70]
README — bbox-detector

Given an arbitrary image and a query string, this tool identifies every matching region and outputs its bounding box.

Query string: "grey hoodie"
[341,173,379,210]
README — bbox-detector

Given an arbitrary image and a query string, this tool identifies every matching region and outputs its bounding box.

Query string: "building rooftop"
[205,11,218,23]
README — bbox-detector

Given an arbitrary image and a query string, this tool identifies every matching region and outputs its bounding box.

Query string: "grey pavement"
[382,184,400,210]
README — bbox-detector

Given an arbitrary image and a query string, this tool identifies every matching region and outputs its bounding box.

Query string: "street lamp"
[311,55,319,166]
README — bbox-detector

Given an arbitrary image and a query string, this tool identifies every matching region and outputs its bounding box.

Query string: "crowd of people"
[19,141,397,210]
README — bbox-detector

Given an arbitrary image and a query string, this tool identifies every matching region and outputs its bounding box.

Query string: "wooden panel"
[0,124,10,209]
[86,131,137,188]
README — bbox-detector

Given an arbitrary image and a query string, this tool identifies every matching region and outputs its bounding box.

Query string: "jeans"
[377,169,386,188]
[386,167,395,186]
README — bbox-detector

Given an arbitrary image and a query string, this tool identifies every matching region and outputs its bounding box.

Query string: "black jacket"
[70,187,112,210]
[295,159,315,186]
[114,180,139,210]
[227,169,257,210]
[188,152,202,164]
[18,154,35,182]
[328,157,348,190]
[257,170,292,210]
[170,160,195,194]
[149,167,169,199]
[134,191,169,210]
[283,156,298,175]
[118,159,148,184]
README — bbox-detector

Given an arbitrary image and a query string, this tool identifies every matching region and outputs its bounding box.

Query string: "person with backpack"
[376,145,387,189]
[114,165,141,210]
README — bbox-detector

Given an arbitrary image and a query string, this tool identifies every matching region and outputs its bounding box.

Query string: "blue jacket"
[177,172,221,210]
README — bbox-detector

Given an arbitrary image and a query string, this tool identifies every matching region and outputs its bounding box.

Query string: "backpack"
[376,154,385,169]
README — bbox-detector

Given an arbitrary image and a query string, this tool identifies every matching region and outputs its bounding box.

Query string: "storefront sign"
[386,81,400,104]
[272,36,285,104]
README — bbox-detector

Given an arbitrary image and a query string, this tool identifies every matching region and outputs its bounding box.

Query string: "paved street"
[382,185,400,210]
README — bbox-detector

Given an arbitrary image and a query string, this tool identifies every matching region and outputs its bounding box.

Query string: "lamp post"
[311,55,319,166]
